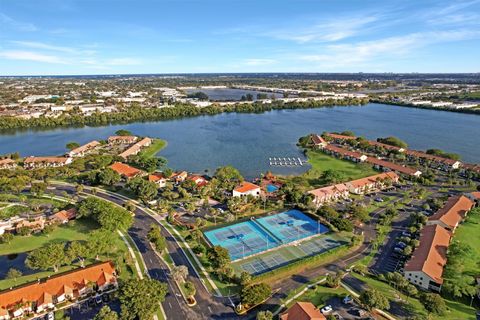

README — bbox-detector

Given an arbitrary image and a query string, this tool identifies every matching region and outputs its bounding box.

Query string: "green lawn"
[0,204,29,219]
[296,284,348,309]
[139,138,167,159]
[452,209,480,275]
[301,150,377,188]
[351,273,477,320]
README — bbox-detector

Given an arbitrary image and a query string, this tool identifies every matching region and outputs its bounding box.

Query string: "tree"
[350,205,370,222]
[147,225,167,253]
[126,177,158,202]
[239,271,252,286]
[78,197,133,230]
[30,182,47,196]
[359,288,390,310]
[256,310,273,320]
[115,129,132,136]
[377,136,408,148]
[5,268,22,282]
[214,166,244,191]
[66,241,91,267]
[320,169,344,185]
[98,168,121,186]
[94,306,119,320]
[119,278,167,320]
[317,206,339,222]
[26,243,67,272]
[171,265,189,283]
[183,281,196,297]
[0,233,14,244]
[66,141,80,150]
[422,293,446,315]
[241,283,272,306]
[87,229,115,258]
[207,245,231,269]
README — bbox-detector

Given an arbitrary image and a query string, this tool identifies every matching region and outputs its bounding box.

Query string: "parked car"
[394,247,404,254]
[88,298,95,307]
[401,231,411,237]
[375,198,384,202]
[396,242,407,249]
[47,313,54,320]
[343,295,353,304]
[321,305,333,315]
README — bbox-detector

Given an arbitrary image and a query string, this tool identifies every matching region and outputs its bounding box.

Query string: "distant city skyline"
[1,0,480,75]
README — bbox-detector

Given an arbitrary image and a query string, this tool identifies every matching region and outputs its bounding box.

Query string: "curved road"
[50,182,379,319]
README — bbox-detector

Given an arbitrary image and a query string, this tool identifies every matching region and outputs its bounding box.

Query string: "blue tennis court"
[256,209,328,243]
[204,210,329,261]
[204,220,279,260]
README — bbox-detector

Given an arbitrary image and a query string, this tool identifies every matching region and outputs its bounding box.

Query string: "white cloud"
[265,16,379,43]
[0,13,37,32]
[11,41,75,53]
[298,30,480,67]
[0,50,66,64]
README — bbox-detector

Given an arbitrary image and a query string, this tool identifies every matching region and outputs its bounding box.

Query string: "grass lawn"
[300,150,377,188]
[297,284,348,309]
[0,219,98,255]
[139,138,167,159]
[0,204,29,219]
[351,273,477,320]
[451,209,480,275]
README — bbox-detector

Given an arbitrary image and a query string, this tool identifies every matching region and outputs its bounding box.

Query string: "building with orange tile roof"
[347,172,399,195]
[187,175,209,187]
[0,158,17,170]
[23,157,72,169]
[427,195,474,232]
[67,140,100,158]
[367,140,405,153]
[171,171,188,183]
[119,137,152,159]
[0,262,117,318]
[405,149,462,170]
[48,208,77,225]
[366,156,422,177]
[107,135,138,145]
[148,172,167,188]
[109,162,144,179]
[233,182,261,198]
[308,172,399,207]
[15,216,46,233]
[308,183,349,207]
[323,144,367,163]
[404,224,452,291]
[310,134,327,148]
[325,132,357,142]
[280,301,326,320]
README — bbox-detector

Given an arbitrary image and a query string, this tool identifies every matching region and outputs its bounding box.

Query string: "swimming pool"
[266,184,279,193]
[204,210,329,261]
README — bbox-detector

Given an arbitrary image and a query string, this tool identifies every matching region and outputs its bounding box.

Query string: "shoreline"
[372,99,480,115]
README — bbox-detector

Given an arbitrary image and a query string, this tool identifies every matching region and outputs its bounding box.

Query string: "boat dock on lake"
[269,157,305,167]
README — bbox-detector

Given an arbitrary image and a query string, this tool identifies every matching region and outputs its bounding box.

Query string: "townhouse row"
[403,194,479,292]
[0,262,117,320]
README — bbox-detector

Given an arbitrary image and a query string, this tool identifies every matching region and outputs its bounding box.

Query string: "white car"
[47,312,54,320]
[321,305,333,315]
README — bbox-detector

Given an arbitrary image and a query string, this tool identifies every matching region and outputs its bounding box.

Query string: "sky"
[0,0,480,75]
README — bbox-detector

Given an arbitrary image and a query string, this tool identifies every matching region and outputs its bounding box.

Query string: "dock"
[269,157,305,167]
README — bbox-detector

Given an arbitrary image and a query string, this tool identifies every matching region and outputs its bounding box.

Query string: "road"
[50,183,241,320]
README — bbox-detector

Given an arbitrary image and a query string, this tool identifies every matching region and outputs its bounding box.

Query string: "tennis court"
[204,220,279,260]
[256,209,329,243]
[233,234,346,275]
[204,210,329,261]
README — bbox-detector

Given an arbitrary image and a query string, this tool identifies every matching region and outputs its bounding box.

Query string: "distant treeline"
[372,99,480,115]
[0,98,368,131]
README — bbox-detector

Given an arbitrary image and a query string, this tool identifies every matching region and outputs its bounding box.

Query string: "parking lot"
[320,294,373,320]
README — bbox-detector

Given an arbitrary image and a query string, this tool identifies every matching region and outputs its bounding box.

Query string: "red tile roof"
[234,182,260,193]
[280,302,326,320]
[108,135,138,144]
[24,157,71,164]
[148,172,166,182]
[324,144,365,160]
[326,133,357,140]
[0,158,15,166]
[311,134,326,145]
[405,224,451,284]
[405,150,460,165]
[366,157,420,176]
[470,192,480,200]
[49,208,77,223]
[119,137,152,159]
[348,172,399,189]
[0,262,116,311]
[429,195,474,230]
[109,162,143,178]
[69,140,100,155]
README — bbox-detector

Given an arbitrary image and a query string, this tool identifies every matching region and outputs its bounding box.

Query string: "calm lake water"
[0,103,479,178]
[185,88,284,101]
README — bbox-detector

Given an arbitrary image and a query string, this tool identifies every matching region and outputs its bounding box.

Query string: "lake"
[0,103,479,178]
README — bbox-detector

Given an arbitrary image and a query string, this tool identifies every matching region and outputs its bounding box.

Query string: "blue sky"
[1,0,480,75]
